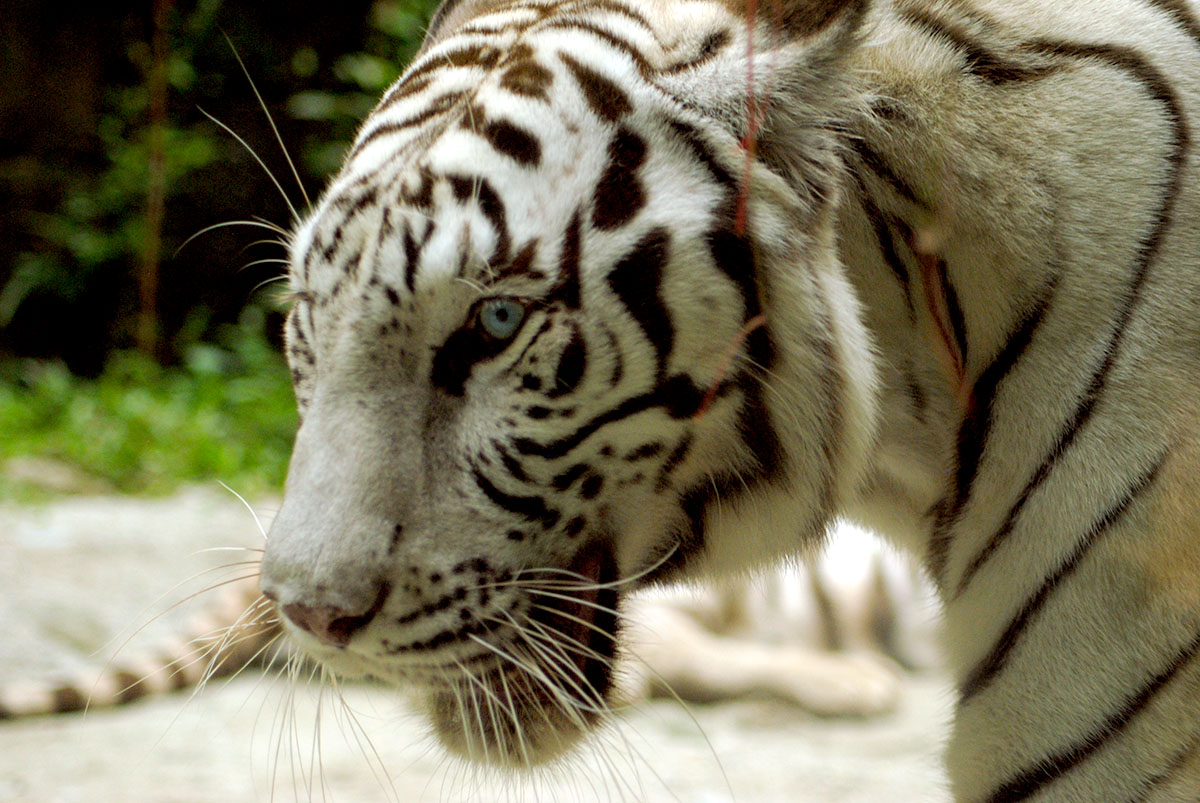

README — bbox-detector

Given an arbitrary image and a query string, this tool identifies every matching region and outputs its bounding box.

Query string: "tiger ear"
[657,0,870,175]
[419,0,493,52]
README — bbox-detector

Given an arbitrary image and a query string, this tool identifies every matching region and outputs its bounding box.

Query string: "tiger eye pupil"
[479,299,525,339]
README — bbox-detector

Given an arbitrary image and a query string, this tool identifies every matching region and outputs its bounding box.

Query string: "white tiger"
[258,0,1200,799]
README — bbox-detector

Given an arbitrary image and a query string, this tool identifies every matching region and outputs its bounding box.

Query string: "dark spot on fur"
[580,474,604,499]
[553,463,589,491]
[500,59,554,98]
[548,325,587,396]
[592,127,647,229]
[561,52,632,122]
[484,118,542,166]
[624,442,664,461]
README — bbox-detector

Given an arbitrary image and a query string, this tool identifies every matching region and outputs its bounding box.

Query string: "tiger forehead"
[288,0,748,321]
[359,0,740,149]
[427,0,737,58]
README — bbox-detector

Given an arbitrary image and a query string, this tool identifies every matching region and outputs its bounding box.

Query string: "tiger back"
[259,0,1200,799]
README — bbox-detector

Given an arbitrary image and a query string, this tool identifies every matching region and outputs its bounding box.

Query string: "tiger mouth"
[420,541,622,767]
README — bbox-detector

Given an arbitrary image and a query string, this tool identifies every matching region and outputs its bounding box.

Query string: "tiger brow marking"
[560,52,633,122]
[475,108,544,167]
[605,228,674,377]
[983,626,1200,802]
[957,454,1164,703]
[953,40,1190,597]
[535,20,653,77]
[592,127,648,230]
[499,58,555,99]
[549,210,582,309]
[491,239,542,282]
[447,174,512,266]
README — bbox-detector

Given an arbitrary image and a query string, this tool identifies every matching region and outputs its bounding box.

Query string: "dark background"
[0,0,436,375]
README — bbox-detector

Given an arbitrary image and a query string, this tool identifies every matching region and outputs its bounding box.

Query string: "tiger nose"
[275,583,391,647]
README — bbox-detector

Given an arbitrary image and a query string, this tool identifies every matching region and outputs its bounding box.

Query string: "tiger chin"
[260,0,1200,795]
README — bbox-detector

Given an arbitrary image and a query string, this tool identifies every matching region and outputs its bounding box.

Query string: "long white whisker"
[501,619,609,718]
[224,31,312,211]
[199,107,301,223]
[174,219,288,258]
[217,480,270,540]
[509,543,679,590]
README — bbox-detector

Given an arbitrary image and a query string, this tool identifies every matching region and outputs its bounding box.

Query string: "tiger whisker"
[217,480,272,540]
[467,631,599,730]
[456,657,517,765]
[514,587,624,620]
[199,107,302,223]
[91,568,265,708]
[222,31,311,212]
[173,219,289,259]
[526,603,621,650]
[506,542,678,589]
[509,616,661,800]
[535,609,735,800]
[499,617,611,717]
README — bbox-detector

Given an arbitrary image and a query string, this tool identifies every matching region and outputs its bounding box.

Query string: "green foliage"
[1,1,224,331]
[0,303,297,498]
[0,0,446,497]
[289,0,441,175]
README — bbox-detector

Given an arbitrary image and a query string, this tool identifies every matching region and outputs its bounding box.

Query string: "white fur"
[265,0,1200,796]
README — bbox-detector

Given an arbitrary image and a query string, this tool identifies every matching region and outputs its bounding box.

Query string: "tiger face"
[260,0,877,766]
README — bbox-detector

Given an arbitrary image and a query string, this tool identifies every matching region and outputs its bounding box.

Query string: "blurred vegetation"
[0,0,439,497]
[0,304,295,500]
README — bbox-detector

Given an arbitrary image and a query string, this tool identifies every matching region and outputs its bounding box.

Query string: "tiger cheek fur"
[260,0,1200,795]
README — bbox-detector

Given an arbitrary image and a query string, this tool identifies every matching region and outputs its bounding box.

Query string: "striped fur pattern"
[0,576,277,719]
[260,0,1200,798]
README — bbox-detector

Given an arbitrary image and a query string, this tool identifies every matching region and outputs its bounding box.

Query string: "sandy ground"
[0,488,952,803]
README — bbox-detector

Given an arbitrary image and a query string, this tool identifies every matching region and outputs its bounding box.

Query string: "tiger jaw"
[422,550,622,766]
[274,541,623,767]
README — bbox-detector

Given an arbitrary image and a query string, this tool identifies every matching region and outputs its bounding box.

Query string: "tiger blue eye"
[478,298,526,340]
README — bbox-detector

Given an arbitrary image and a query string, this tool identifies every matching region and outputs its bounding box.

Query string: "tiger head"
[260,0,878,767]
